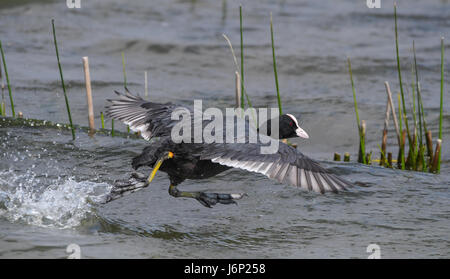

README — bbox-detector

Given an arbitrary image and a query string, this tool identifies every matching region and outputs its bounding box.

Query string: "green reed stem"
[410,84,418,170]
[398,93,405,169]
[0,66,2,117]
[100,111,105,129]
[0,61,2,116]
[52,19,75,140]
[347,57,366,164]
[415,77,428,145]
[239,5,245,109]
[412,42,427,171]
[0,62,4,117]
[406,84,417,170]
[0,40,15,117]
[412,41,424,146]
[394,3,412,154]
[377,144,388,166]
[411,69,417,138]
[437,37,445,172]
[270,13,282,115]
[1,84,4,116]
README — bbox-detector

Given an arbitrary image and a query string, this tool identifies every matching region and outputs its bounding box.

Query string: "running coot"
[104,90,353,207]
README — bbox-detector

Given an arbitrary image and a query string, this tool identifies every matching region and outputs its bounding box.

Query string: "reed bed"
[340,3,445,174]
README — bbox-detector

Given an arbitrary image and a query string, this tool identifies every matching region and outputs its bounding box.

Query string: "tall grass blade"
[412,39,433,170]
[51,19,75,140]
[347,57,366,164]
[239,5,245,109]
[394,3,412,153]
[397,93,405,169]
[0,40,15,117]
[437,37,445,172]
[412,41,424,145]
[100,112,105,129]
[0,59,3,116]
[270,13,282,115]
[0,60,4,116]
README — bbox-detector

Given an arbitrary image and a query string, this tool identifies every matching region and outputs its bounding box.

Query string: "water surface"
[0,0,449,258]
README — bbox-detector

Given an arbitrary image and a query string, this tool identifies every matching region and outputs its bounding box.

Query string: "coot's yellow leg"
[147,151,174,184]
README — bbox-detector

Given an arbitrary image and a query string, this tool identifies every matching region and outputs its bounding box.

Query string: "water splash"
[0,170,112,229]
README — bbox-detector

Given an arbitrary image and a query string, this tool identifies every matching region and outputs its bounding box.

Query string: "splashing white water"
[0,170,112,229]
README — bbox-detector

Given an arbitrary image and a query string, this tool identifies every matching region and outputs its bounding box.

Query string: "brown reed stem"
[426,130,433,164]
[358,120,366,163]
[381,130,388,166]
[82,57,95,134]
[380,96,391,166]
[431,139,442,173]
[398,129,406,169]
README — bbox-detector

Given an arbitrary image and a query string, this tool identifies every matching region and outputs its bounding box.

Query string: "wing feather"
[105,89,191,141]
[207,139,353,193]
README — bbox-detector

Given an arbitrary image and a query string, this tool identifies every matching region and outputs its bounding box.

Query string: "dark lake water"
[0,0,449,258]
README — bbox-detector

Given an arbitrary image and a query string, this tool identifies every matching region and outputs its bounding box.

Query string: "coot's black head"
[259,114,309,139]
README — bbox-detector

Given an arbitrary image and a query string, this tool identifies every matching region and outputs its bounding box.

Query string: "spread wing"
[105,89,192,141]
[198,137,353,193]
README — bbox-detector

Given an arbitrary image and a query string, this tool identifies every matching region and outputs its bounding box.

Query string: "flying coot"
[104,89,353,207]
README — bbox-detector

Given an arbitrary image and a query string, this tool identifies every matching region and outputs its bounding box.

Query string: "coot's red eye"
[289,121,293,126]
